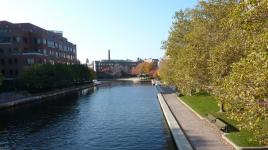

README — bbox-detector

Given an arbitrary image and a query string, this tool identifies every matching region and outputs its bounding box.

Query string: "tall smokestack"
[108,49,110,61]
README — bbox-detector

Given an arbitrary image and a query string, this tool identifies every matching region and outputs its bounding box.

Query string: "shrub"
[18,64,96,92]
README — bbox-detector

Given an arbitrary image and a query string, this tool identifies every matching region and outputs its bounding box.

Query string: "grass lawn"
[180,94,219,117]
[180,94,262,147]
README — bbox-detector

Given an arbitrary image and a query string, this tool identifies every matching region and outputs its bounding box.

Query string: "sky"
[1,0,198,63]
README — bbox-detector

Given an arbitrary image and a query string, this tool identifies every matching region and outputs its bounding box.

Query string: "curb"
[175,95,204,120]
[175,94,268,150]
[222,134,241,150]
[222,134,268,150]
[157,93,193,150]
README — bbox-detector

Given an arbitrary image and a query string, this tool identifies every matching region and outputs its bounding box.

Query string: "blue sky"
[1,0,198,63]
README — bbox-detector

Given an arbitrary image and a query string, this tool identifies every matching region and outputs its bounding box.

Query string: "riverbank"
[0,84,94,110]
[116,77,151,83]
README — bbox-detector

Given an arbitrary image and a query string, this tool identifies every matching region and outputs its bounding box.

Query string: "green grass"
[226,130,260,147]
[180,93,262,147]
[180,94,219,117]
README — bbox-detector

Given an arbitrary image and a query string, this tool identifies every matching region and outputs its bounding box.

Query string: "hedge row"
[18,64,96,92]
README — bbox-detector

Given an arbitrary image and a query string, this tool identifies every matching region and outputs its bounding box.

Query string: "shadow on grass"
[218,118,239,133]
[213,113,239,133]
[192,92,210,96]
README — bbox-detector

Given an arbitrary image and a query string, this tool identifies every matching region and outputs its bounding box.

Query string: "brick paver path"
[162,93,234,150]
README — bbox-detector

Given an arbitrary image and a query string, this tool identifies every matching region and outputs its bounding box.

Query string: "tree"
[160,0,268,143]
[131,62,155,76]
[18,64,96,92]
[159,58,176,85]
[161,1,238,95]
[219,51,268,143]
[209,0,268,111]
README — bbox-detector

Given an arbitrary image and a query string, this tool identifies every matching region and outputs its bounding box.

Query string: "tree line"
[18,64,96,92]
[160,0,268,143]
[131,62,158,78]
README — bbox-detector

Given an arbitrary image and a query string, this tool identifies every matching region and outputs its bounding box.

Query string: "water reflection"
[0,82,176,150]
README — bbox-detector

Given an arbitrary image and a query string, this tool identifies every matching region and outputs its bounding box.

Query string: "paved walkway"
[162,93,234,150]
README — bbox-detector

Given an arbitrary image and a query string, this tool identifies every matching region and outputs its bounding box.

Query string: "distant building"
[94,60,139,77]
[94,50,140,78]
[0,21,77,79]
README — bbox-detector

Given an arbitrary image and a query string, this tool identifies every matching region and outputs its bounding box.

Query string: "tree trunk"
[219,102,225,112]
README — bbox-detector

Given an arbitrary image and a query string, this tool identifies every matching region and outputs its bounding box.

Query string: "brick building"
[0,21,77,79]
[93,50,140,78]
[94,60,139,77]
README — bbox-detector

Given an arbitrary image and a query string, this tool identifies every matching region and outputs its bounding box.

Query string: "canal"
[0,82,176,150]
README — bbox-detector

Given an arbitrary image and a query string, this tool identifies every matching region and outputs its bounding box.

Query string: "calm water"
[0,82,176,150]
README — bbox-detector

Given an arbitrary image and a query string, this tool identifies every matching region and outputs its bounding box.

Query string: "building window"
[47,40,54,48]
[59,44,63,50]
[15,36,21,43]
[0,37,11,43]
[43,39,47,45]
[0,29,7,33]
[43,49,47,55]
[64,46,67,51]
[27,58,34,65]
[37,38,41,44]
[33,38,37,44]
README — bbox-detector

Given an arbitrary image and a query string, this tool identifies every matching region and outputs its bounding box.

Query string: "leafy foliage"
[18,64,96,92]
[131,62,156,76]
[160,0,268,143]
[219,52,268,143]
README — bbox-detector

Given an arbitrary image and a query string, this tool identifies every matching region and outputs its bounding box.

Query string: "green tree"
[18,64,96,92]
[209,0,268,111]
[160,0,268,143]
[161,1,238,95]
[219,51,268,143]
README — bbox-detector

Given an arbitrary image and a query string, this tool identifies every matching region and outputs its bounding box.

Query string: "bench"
[215,119,228,132]
[207,114,216,123]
